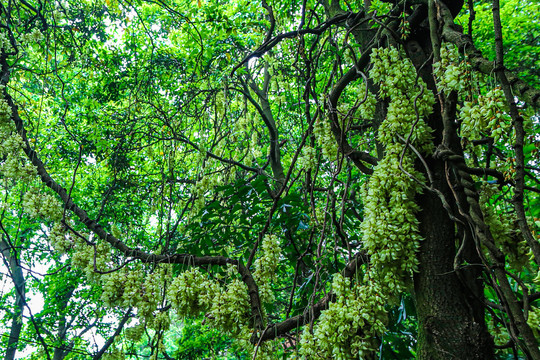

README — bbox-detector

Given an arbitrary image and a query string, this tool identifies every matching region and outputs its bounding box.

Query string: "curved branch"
[439,7,540,108]
[253,253,368,343]
[327,50,379,174]
[238,74,285,186]
[2,71,265,330]
[0,238,26,360]
[231,11,359,76]
[261,0,275,44]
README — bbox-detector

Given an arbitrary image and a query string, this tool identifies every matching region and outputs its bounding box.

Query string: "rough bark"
[415,167,494,360]
[407,19,495,359]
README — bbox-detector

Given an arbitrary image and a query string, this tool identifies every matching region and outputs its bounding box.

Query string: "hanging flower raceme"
[362,46,434,294]
[299,46,435,358]
[253,234,282,304]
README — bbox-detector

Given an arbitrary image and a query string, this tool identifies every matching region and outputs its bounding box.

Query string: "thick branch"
[254,253,368,342]
[2,70,265,330]
[491,2,540,355]
[440,11,540,108]
[327,50,379,174]
[93,309,132,360]
[491,2,540,268]
[240,73,286,186]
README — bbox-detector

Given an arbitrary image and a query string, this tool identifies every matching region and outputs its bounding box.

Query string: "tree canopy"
[1,0,539,359]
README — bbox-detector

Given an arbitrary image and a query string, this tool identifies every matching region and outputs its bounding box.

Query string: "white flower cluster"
[22,189,63,221]
[253,234,281,304]
[209,277,251,335]
[152,310,171,331]
[370,47,434,111]
[299,274,387,359]
[0,135,37,180]
[73,241,110,281]
[0,95,12,124]
[19,28,44,45]
[459,88,512,143]
[70,238,93,270]
[101,266,165,322]
[192,175,219,212]
[357,91,377,120]
[0,31,12,52]
[49,222,73,253]
[0,89,38,181]
[489,316,510,346]
[215,90,227,116]
[361,46,434,293]
[370,47,435,154]
[527,307,540,338]
[314,118,338,161]
[296,145,317,171]
[250,131,262,160]
[534,270,540,285]
[166,268,218,316]
[433,43,470,94]
[166,266,251,337]
[124,323,145,342]
[236,112,253,133]
[378,97,434,154]
[361,149,424,292]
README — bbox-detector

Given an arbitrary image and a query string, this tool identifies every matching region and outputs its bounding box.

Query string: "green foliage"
[458,0,540,87]
[1,0,540,359]
[174,318,248,360]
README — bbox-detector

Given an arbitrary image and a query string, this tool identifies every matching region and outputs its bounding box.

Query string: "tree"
[1,0,539,359]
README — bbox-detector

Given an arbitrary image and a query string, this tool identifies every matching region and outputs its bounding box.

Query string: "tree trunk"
[415,171,494,359]
[53,285,76,360]
[1,239,26,360]
[403,29,495,358]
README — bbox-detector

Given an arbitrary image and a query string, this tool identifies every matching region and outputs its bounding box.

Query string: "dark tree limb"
[261,0,275,44]
[231,12,357,76]
[253,253,368,343]
[491,2,540,355]
[92,309,132,360]
[489,0,540,268]
[0,238,26,360]
[439,8,540,108]
[327,49,379,174]
[0,53,265,331]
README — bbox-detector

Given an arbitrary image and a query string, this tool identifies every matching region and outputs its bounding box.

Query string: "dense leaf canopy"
[1,0,539,359]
